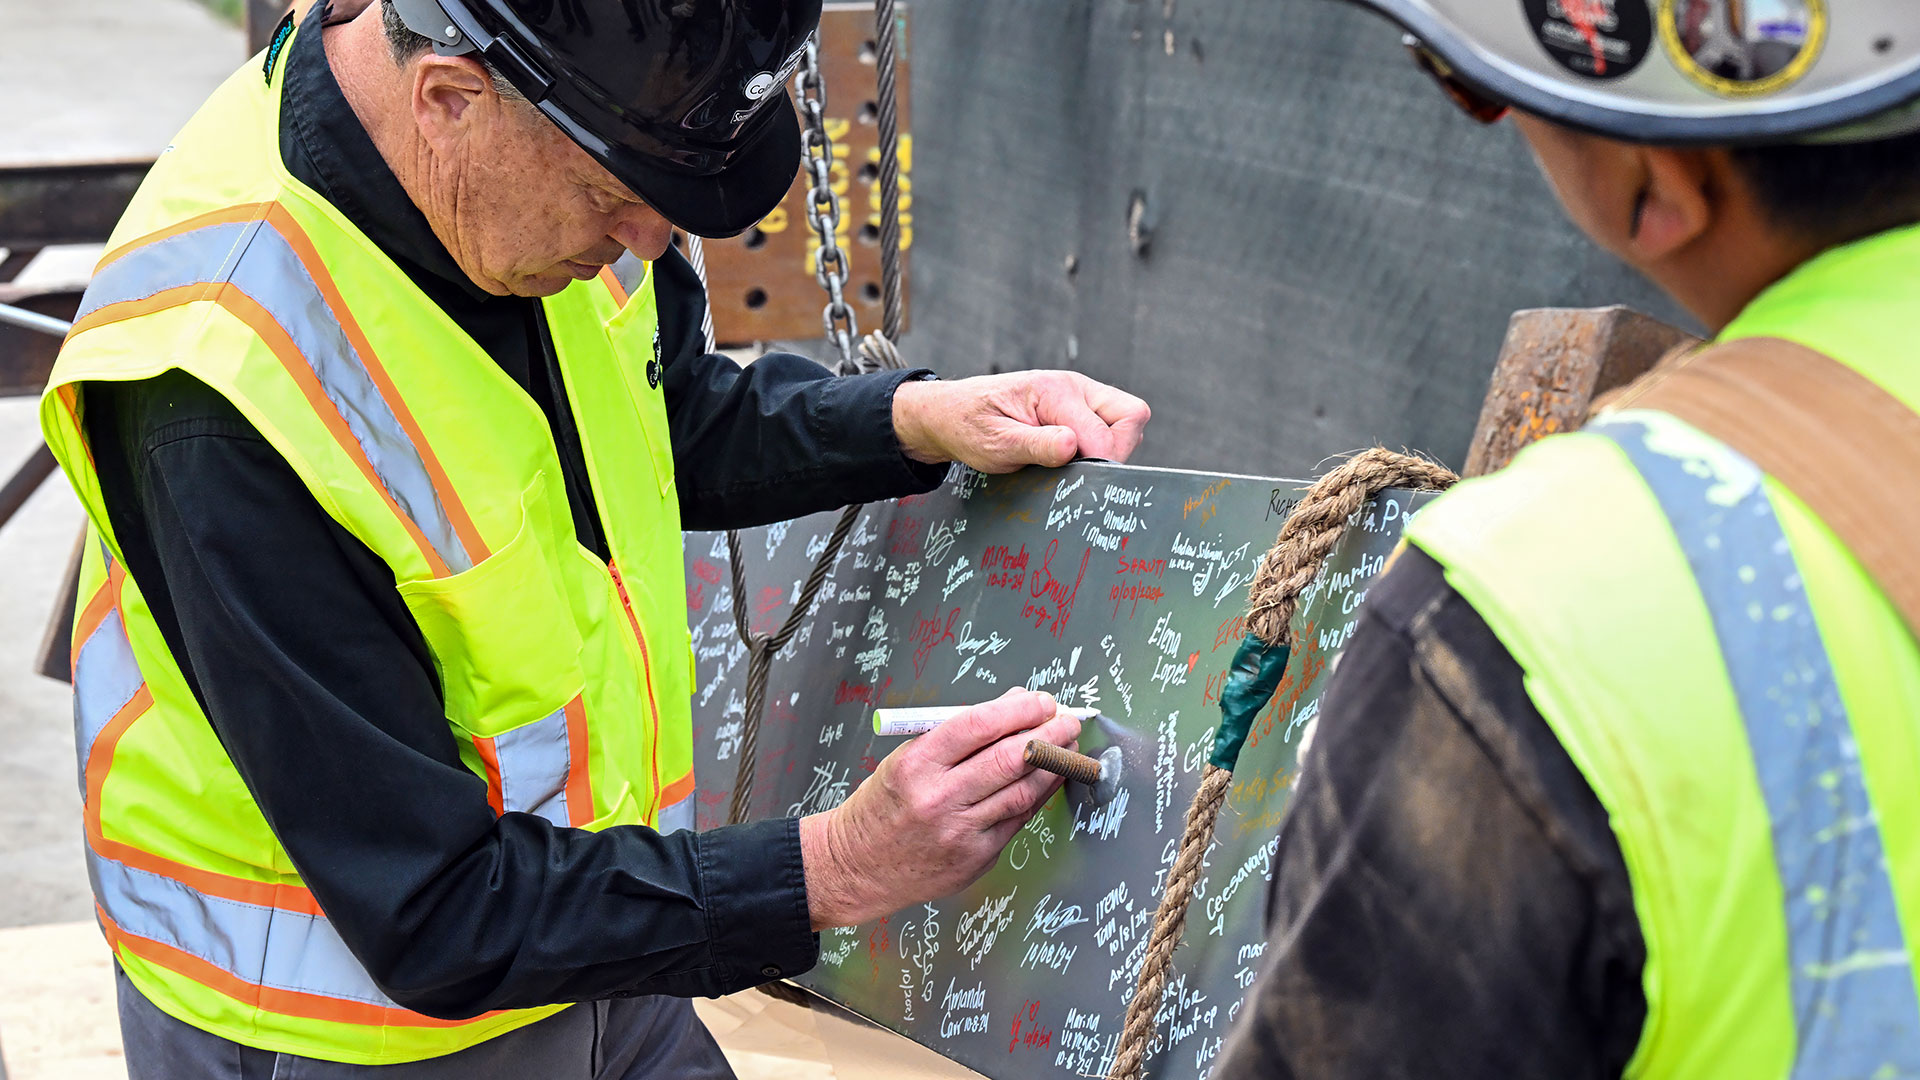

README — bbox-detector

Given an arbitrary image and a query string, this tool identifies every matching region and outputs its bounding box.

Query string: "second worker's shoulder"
[1407,418,1709,595]
[1403,417,1733,695]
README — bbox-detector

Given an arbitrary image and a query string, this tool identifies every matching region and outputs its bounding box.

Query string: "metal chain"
[724,27,887,825]
[795,34,859,371]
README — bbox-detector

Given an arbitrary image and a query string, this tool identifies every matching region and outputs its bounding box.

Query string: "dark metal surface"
[698,2,910,347]
[35,529,86,683]
[0,161,151,249]
[1464,306,1700,478]
[0,285,81,397]
[0,248,40,283]
[686,460,1430,1079]
[0,443,58,533]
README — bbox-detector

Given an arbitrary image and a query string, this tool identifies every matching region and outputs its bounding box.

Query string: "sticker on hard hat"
[744,72,779,101]
[1522,0,1653,81]
[733,44,809,124]
[1658,0,1826,97]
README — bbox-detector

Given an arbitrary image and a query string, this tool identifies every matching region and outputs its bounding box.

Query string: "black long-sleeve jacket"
[79,17,943,1018]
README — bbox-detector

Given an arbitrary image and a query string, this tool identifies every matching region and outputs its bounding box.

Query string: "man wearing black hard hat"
[37,0,1150,1075]
[1216,2,1920,1078]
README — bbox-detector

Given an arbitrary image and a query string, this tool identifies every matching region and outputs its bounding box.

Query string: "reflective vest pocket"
[398,474,586,736]
[583,781,639,832]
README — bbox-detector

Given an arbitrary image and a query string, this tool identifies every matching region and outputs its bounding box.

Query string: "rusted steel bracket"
[1464,306,1700,478]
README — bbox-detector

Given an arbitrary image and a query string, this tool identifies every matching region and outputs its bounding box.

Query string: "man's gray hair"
[379,0,526,104]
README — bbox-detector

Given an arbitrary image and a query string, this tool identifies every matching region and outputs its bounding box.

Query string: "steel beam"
[0,160,150,249]
[0,286,81,397]
[0,443,57,532]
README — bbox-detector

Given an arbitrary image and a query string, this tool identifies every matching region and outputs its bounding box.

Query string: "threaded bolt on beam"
[1024,741,1103,786]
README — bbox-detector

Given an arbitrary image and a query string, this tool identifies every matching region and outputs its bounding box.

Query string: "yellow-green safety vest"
[40,23,696,1065]
[1407,223,1920,1079]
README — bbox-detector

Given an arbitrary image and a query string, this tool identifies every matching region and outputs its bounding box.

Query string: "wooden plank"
[1464,306,1701,477]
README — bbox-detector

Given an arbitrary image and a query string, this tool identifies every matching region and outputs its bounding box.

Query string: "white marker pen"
[872,705,1101,736]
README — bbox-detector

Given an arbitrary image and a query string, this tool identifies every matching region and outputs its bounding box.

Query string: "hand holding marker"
[874,705,1124,805]
[872,705,1101,736]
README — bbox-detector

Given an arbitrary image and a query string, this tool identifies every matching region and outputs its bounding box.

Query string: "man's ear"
[1629,147,1715,262]
[411,54,494,149]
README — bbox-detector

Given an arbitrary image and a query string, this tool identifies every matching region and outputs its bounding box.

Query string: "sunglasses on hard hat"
[1403,36,1511,125]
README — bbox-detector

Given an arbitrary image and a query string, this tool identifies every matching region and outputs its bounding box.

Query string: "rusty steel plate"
[695,2,911,347]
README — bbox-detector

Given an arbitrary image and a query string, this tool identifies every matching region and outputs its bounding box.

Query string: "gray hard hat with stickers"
[1344,0,1920,144]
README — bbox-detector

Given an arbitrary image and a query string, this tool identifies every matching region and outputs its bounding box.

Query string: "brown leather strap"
[1603,336,1920,640]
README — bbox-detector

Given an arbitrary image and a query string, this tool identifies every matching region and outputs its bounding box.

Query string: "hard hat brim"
[1357,0,1920,146]
[539,94,803,240]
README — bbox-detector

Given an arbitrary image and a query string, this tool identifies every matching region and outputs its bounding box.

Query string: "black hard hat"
[392,0,819,237]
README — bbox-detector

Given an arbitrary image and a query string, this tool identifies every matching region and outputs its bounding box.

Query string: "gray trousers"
[116,964,736,1079]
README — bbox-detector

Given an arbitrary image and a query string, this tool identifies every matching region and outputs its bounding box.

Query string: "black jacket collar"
[277,9,496,306]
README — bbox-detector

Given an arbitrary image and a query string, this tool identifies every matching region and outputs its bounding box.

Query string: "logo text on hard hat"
[1523,0,1652,81]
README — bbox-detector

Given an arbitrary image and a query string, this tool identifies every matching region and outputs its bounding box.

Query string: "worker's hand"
[798,689,1081,929]
[892,371,1150,474]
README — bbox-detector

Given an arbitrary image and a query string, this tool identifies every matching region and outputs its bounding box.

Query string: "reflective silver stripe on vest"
[655,794,695,835]
[1593,416,1920,1076]
[73,609,142,800]
[73,541,142,802]
[77,221,257,323]
[492,704,573,827]
[88,849,401,1009]
[77,217,470,573]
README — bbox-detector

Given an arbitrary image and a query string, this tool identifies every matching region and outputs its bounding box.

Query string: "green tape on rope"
[1211,634,1291,771]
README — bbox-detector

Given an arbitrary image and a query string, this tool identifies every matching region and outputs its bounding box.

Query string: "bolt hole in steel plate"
[696,4,911,346]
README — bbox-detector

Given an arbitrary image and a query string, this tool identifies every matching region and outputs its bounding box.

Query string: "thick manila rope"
[1105,448,1458,1080]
